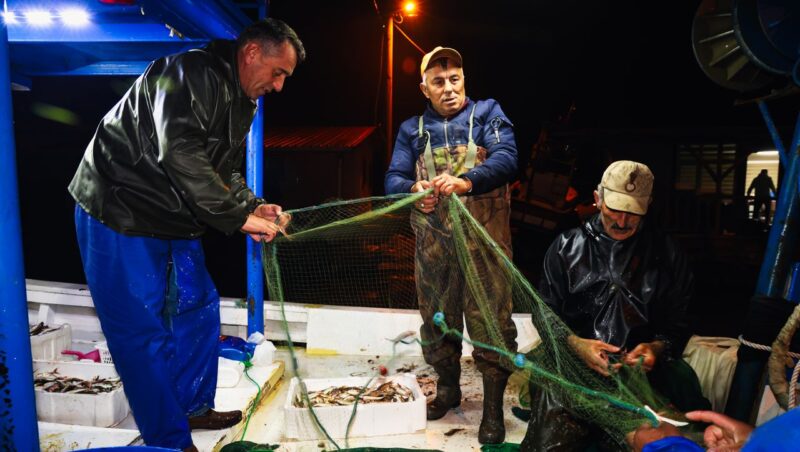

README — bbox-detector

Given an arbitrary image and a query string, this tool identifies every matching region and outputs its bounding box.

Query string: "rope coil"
[738,333,800,409]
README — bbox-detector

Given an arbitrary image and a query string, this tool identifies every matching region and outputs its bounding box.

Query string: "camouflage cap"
[600,160,654,215]
[420,46,462,79]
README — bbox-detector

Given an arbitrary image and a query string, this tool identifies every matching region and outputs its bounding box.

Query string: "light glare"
[2,11,19,24]
[403,2,416,14]
[60,8,90,27]
[24,10,52,26]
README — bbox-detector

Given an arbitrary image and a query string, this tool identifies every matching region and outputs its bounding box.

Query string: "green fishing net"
[256,193,689,449]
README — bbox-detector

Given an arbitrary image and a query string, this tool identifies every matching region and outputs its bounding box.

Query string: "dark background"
[11,1,798,335]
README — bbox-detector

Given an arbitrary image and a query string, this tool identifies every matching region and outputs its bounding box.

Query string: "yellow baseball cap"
[600,160,654,215]
[420,46,462,79]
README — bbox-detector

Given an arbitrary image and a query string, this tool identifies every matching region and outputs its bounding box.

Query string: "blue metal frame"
[2,0,259,446]
[0,20,39,450]
[246,97,265,337]
[757,100,790,166]
[755,109,800,297]
[727,103,800,422]
[6,0,252,80]
[246,2,268,337]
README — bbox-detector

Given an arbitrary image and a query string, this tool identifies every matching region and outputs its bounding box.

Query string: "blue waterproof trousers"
[75,206,220,448]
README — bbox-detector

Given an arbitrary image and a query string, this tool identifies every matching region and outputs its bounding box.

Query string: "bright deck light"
[60,8,90,27]
[2,11,19,25]
[24,9,53,26]
[403,1,417,16]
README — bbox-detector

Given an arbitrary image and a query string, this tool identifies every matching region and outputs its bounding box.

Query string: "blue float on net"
[514,353,526,368]
[433,312,445,326]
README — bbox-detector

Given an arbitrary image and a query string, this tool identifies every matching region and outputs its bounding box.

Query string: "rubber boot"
[478,373,509,444]
[427,361,461,420]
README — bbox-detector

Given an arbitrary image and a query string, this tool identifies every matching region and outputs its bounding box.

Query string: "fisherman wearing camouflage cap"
[385,45,519,444]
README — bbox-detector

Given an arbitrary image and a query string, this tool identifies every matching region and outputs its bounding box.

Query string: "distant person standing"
[747,169,777,222]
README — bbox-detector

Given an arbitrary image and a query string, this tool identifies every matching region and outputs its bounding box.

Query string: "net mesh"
[261,193,688,448]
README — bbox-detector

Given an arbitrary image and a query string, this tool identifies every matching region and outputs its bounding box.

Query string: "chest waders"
[418,104,479,182]
[411,105,517,443]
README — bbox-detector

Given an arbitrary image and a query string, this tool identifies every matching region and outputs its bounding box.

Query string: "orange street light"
[403,1,417,17]
[386,2,420,163]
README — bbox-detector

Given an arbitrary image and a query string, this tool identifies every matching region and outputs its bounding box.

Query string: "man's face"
[420,59,466,117]
[594,191,643,241]
[239,40,297,100]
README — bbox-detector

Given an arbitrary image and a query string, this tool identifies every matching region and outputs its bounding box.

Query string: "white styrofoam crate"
[33,360,130,427]
[30,324,72,360]
[95,340,113,364]
[284,373,425,440]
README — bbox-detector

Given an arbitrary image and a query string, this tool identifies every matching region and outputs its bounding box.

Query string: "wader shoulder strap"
[465,104,478,169]
[418,116,436,181]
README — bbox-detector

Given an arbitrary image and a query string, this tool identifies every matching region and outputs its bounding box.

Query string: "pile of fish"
[294,381,414,408]
[34,370,122,394]
[29,322,63,336]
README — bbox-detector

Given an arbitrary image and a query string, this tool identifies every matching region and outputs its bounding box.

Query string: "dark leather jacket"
[539,214,693,358]
[69,40,262,239]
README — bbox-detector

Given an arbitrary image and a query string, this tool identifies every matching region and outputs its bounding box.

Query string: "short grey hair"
[237,18,306,63]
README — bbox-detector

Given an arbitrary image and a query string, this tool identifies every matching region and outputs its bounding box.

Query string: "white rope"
[738,335,800,359]
[739,335,800,408]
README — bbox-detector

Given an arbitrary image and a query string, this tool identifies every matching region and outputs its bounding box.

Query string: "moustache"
[611,225,632,231]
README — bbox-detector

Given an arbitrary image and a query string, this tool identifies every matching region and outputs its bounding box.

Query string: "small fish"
[34,370,122,395]
[294,381,414,408]
[29,323,62,336]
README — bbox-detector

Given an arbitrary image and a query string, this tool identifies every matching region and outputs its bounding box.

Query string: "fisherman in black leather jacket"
[520,161,710,451]
[69,19,304,451]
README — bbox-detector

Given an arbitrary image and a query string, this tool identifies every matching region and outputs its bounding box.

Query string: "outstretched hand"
[685,410,753,452]
[623,341,665,372]
[567,335,620,376]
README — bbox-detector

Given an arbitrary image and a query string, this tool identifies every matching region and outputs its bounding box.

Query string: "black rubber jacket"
[539,214,693,358]
[69,40,262,239]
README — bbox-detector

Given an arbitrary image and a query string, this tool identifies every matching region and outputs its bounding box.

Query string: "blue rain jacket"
[385,97,517,195]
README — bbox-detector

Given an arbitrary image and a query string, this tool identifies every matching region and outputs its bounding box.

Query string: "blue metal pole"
[245,1,269,338]
[726,108,800,422]
[757,100,790,167]
[0,17,40,450]
[755,111,800,297]
[246,97,265,337]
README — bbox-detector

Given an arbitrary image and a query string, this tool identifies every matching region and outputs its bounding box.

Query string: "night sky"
[263,0,780,137]
[10,0,796,298]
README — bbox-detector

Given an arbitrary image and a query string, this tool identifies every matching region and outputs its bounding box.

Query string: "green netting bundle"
[220,441,278,452]
[260,193,686,448]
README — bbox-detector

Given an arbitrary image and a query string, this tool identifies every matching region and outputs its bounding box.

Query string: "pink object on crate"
[61,349,101,362]
[95,341,114,364]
